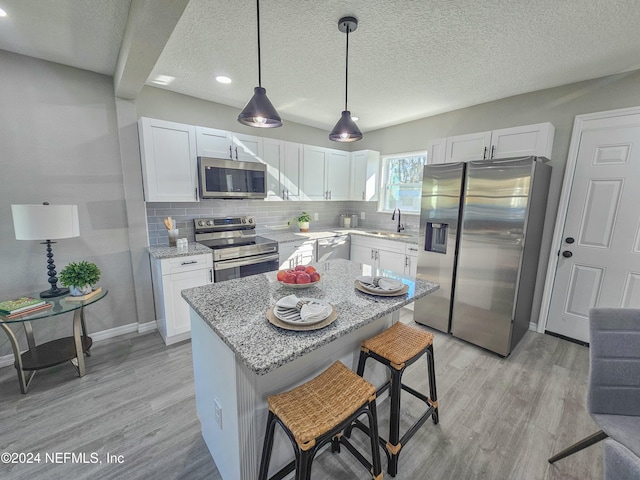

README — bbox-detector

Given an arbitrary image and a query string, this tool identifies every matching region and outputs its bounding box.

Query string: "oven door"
[213,253,280,282]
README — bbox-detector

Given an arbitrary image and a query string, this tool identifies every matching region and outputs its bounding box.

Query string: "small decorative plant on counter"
[288,212,312,232]
[59,261,101,296]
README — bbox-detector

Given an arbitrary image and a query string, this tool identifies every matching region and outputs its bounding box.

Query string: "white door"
[326,149,351,200]
[545,114,640,343]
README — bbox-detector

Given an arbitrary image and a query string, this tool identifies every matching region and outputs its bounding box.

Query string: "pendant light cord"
[256,0,262,88]
[344,22,349,111]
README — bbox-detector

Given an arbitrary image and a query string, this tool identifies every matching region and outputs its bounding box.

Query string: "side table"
[0,288,108,393]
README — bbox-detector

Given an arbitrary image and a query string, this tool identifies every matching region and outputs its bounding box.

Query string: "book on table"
[3,303,52,319]
[0,297,47,315]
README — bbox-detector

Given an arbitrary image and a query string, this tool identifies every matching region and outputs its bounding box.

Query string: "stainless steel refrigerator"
[413,156,551,356]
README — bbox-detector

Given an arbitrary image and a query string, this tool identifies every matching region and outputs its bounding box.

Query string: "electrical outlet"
[360,211,366,220]
[214,399,222,429]
[314,212,319,221]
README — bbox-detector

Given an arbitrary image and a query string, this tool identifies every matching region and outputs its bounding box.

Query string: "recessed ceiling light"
[216,76,232,84]
[0,8,7,17]
[151,75,175,86]
[351,115,359,121]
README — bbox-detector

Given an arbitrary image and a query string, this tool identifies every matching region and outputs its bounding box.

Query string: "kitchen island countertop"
[181,258,438,376]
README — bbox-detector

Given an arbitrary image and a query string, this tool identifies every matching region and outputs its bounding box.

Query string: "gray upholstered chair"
[549,308,640,480]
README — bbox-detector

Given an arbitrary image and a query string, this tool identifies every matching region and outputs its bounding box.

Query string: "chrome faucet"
[391,209,404,233]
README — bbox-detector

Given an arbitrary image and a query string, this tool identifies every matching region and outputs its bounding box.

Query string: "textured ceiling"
[2,0,640,133]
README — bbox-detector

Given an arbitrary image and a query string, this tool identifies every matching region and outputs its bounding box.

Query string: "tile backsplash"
[146,200,420,246]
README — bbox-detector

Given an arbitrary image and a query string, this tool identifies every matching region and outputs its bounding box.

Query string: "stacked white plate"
[356,276,405,294]
[273,297,332,326]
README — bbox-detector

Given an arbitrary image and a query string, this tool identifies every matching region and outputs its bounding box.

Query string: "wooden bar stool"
[348,321,439,476]
[258,360,383,480]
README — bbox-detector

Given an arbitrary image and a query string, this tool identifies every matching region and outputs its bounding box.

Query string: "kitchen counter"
[182,258,436,376]
[261,227,419,245]
[147,242,212,259]
[183,258,438,480]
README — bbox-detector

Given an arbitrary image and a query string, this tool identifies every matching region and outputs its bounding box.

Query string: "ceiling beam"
[113,0,190,100]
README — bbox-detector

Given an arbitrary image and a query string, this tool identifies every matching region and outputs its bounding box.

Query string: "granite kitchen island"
[181,259,438,480]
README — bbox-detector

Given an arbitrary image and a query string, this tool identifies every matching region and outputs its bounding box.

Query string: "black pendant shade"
[238,87,282,128]
[330,16,362,142]
[237,0,283,128]
[329,110,362,142]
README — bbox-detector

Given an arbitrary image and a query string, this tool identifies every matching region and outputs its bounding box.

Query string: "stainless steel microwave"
[197,157,267,199]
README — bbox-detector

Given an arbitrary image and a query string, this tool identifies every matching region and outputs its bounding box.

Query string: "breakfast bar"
[182,259,438,480]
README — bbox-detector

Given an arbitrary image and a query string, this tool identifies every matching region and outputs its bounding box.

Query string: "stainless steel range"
[194,216,279,282]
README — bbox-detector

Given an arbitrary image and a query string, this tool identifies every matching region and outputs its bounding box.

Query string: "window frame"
[378,150,427,215]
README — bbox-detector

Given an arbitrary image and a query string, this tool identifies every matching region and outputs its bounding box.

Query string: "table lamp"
[11,203,80,298]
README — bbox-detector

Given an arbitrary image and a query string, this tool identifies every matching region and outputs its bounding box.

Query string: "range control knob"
[206,220,213,226]
[241,218,247,224]
[198,220,205,227]
[248,217,253,224]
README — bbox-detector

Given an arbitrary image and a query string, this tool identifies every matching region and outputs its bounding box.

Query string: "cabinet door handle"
[229,145,233,159]
[490,145,495,159]
[483,146,488,159]
[329,190,332,200]
[181,260,198,265]
[235,146,239,160]
[362,191,365,200]
[408,247,417,252]
[370,249,374,260]
[283,188,286,199]
[195,187,198,200]
[209,268,213,283]
[405,256,409,267]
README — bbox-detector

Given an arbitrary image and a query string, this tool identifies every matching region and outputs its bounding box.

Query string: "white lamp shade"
[11,204,80,240]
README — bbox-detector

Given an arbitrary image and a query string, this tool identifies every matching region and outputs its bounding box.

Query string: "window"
[379,151,426,214]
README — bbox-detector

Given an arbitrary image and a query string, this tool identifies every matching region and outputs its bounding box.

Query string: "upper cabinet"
[138,117,199,202]
[429,122,555,164]
[262,138,301,200]
[195,126,262,163]
[301,146,351,200]
[351,149,380,201]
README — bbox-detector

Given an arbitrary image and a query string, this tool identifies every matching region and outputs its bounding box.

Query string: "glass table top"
[0,288,108,324]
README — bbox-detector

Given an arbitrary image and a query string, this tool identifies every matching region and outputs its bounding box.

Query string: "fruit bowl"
[276,266,321,288]
[277,279,321,289]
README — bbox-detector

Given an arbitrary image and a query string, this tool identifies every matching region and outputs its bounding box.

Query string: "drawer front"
[350,234,405,254]
[164,254,213,274]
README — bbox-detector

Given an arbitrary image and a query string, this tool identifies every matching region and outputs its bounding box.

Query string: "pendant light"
[329,16,362,142]
[238,0,283,128]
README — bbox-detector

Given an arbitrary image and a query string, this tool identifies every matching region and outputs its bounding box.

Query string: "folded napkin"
[275,295,332,323]
[357,276,403,291]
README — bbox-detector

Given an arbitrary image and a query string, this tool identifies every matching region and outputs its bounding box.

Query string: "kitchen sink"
[366,230,414,239]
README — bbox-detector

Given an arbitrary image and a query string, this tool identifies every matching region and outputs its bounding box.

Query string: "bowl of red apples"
[276,265,321,288]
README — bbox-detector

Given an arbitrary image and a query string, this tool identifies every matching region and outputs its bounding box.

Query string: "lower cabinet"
[350,235,407,274]
[278,240,317,269]
[151,253,214,345]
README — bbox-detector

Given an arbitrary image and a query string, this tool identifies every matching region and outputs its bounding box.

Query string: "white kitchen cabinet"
[301,145,351,200]
[405,243,419,277]
[351,149,380,201]
[139,117,199,202]
[262,138,301,200]
[350,235,406,274]
[151,253,214,346]
[195,126,263,162]
[430,122,555,165]
[278,240,316,269]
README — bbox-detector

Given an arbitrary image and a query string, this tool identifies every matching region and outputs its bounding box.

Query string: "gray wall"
[358,69,640,326]
[0,50,137,355]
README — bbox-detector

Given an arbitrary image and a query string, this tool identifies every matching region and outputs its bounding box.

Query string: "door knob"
[562,250,573,258]
[565,237,575,244]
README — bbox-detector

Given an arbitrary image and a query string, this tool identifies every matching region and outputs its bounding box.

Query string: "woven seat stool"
[258,360,383,480]
[347,321,438,477]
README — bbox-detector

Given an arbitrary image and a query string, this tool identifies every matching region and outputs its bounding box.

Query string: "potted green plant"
[59,261,101,296]
[288,212,312,232]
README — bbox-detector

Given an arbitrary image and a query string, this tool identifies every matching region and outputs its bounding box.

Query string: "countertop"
[181,258,438,376]
[260,227,419,245]
[147,242,213,260]
[148,229,418,260]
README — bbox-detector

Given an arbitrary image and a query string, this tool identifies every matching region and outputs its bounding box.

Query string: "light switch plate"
[314,213,319,221]
[360,211,366,220]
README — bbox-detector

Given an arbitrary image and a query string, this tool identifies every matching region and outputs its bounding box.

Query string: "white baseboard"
[137,320,157,334]
[0,321,158,369]
[529,322,538,331]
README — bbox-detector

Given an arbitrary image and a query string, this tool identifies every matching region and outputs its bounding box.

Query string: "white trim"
[537,105,640,334]
[0,321,158,369]
[137,320,157,334]
[530,322,537,332]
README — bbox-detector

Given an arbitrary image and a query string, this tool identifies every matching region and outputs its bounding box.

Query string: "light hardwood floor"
[0,309,601,479]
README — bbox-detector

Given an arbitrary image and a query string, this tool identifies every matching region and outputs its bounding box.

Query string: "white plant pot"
[298,221,310,232]
[70,285,92,296]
